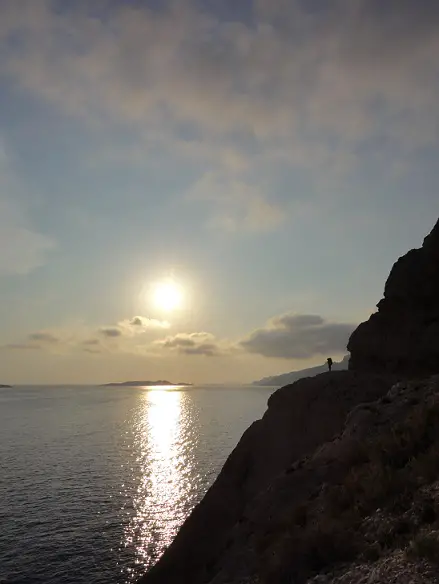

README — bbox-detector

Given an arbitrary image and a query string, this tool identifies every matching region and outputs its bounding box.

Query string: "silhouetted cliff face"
[205,375,439,584]
[139,372,396,584]
[348,219,439,376]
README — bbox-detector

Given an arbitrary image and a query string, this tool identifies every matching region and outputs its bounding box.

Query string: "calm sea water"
[0,384,275,584]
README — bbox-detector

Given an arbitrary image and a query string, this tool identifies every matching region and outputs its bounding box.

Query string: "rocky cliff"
[138,218,439,584]
[139,372,397,584]
[206,375,439,584]
[348,218,439,376]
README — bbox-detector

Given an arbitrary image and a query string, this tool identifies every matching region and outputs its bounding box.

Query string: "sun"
[153,281,183,312]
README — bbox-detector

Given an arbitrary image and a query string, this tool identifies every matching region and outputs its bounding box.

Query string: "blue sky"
[0,0,438,384]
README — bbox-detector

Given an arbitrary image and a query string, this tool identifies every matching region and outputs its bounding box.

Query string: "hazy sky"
[0,0,438,384]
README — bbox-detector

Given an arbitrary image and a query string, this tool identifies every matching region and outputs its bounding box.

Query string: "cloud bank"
[3,315,169,354]
[240,313,356,359]
[1,1,438,229]
[4,311,356,361]
[1,1,437,149]
[156,332,223,357]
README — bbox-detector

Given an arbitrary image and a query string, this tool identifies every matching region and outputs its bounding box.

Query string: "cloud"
[82,338,100,345]
[3,343,41,351]
[99,327,123,338]
[123,316,170,331]
[98,316,170,339]
[157,332,224,357]
[3,314,172,356]
[28,331,61,344]
[80,338,102,353]
[154,312,355,360]
[3,310,356,363]
[0,220,55,276]
[3,330,64,352]
[0,142,55,275]
[189,172,284,232]
[0,0,437,171]
[240,313,356,359]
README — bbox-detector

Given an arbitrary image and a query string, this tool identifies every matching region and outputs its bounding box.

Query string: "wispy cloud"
[156,332,225,357]
[28,331,61,344]
[98,316,170,339]
[0,0,437,170]
[80,339,103,354]
[4,329,67,353]
[3,315,172,355]
[0,141,55,275]
[3,343,42,351]
[0,0,439,206]
[189,172,284,232]
[99,327,123,338]
[119,316,170,333]
[0,0,436,249]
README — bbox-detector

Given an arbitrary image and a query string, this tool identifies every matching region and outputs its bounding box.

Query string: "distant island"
[101,380,193,387]
[0,384,11,388]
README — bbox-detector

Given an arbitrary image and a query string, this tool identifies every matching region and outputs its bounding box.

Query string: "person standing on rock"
[327,357,333,372]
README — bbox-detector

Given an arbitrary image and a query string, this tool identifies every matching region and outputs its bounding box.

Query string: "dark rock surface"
[348,218,439,376]
[139,372,397,584]
[206,375,439,584]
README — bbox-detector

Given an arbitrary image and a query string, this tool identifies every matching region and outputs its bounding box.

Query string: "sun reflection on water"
[122,388,196,579]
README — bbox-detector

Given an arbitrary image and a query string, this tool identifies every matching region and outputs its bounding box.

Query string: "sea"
[0,384,276,584]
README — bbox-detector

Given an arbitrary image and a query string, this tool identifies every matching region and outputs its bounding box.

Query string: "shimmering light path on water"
[0,385,275,584]
[122,389,200,578]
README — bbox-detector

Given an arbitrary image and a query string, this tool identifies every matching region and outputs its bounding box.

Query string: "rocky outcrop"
[348,218,439,376]
[139,372,397,584]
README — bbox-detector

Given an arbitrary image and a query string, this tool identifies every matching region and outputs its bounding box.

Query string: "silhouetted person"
[327,357,333,372]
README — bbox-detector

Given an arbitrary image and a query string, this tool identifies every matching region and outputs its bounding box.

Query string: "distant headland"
[100,380,192,387]
[0,384,11,388]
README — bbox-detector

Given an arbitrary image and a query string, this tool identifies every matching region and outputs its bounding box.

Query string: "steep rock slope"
[348,218,439,376]
[139,372,396,584]
[207,375,439,584]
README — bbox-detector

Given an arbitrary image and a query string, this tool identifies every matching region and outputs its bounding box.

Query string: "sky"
[0,0,438,385]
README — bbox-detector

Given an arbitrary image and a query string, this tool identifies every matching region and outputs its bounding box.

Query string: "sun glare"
[153,281,183,312]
